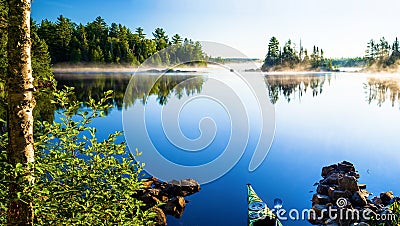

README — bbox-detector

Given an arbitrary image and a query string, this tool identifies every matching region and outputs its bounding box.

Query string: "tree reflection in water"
[364,77,400,108]
[264,74,331,104]
[56,73,205,110]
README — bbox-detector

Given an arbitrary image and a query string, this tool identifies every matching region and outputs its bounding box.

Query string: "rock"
[337,161,355,173]
[365,203,378,212]
[322,164,338,177]
[371,196,382,205]
[311,162,398,226]
[164,196,186,218]
[180,179,201,196]
[165,179,201,197]
[317,184,330,195]
[321,173,342,185]
[309,204,328,224]
[380,191,394,206]
[143,180,154,188]
[328,187,336,198]
[330,190,349,202]
[312,194,331,205]
[142,177,155,188]
[325,218,339,226]
[311,204,329,220]
[152,207,167,226]
[352,191,368,207]
[338,175,359,192]
[140,193,160,208]
[146,188,161,197]
[358,184,367,190]
[348,171,360,179]
[139,177,200,220]
[160,195,169,203]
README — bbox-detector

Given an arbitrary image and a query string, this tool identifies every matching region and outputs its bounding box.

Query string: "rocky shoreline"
[309,161,399,226]
[136,177,201,226]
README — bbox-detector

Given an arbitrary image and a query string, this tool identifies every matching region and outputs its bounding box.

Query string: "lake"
[55,67,400,226]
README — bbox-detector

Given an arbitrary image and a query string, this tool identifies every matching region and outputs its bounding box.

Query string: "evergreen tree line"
[0,4,54,90]
[37,15,206,65]
[365,37,400,66]
[262,36,334,71]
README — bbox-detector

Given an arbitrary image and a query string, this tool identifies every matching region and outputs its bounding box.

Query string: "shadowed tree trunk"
[6,0,35,225]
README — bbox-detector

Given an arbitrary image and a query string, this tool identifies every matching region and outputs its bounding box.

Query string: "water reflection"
[364,77,400,108]
[56,73,205,109]
[264,74,331,104]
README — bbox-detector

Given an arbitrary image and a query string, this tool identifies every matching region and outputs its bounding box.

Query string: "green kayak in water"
[247,184,283,226]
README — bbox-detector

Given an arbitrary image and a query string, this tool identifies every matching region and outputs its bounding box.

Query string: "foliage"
[389,200,400,225]
[0,88,156,225]
[331,57,367,67]
[261,37,329,71]
[365,37,400,67]
[37,15,207,66]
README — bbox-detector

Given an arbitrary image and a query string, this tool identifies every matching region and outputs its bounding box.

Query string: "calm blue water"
[56,70,400,226]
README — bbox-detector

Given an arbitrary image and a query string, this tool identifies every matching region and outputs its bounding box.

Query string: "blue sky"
[32,0,400,59]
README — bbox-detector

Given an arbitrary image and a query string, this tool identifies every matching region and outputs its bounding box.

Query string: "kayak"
[247,184,283,226]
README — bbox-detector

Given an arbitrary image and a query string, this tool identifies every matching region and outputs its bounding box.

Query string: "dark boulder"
[322,164,337,177]
[317,184,330,196]
[321,173,342,185]
[337,161,355,173]
[338,175,359,192]
[351,191,368,207]
[312,194,331,205]
[380,191,394,206]
[357,184,367,190]
[330,190,349,202]
[164,196,186,218]
[371,196,382,205]
[165,179,201,197]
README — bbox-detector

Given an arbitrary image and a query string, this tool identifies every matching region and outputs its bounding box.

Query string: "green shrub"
[0,87,155,225]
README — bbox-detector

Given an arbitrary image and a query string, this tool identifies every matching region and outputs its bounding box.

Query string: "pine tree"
[172,34,182,45]
[153,28,169,50]
[389,37,400,64]
[263,36,280,68]
[366,39,376,63]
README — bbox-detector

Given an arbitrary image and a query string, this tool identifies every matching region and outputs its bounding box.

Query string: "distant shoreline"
[52,63,203,74]
[52,63,400,74]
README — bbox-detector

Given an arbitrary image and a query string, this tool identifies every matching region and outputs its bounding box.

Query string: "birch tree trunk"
[6,0,35,224]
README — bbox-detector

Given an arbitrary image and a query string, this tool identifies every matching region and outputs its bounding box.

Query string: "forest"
[365,37,400,68]
[262,36,400,72]
[261,36,334,72]
[37,15,206,66]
